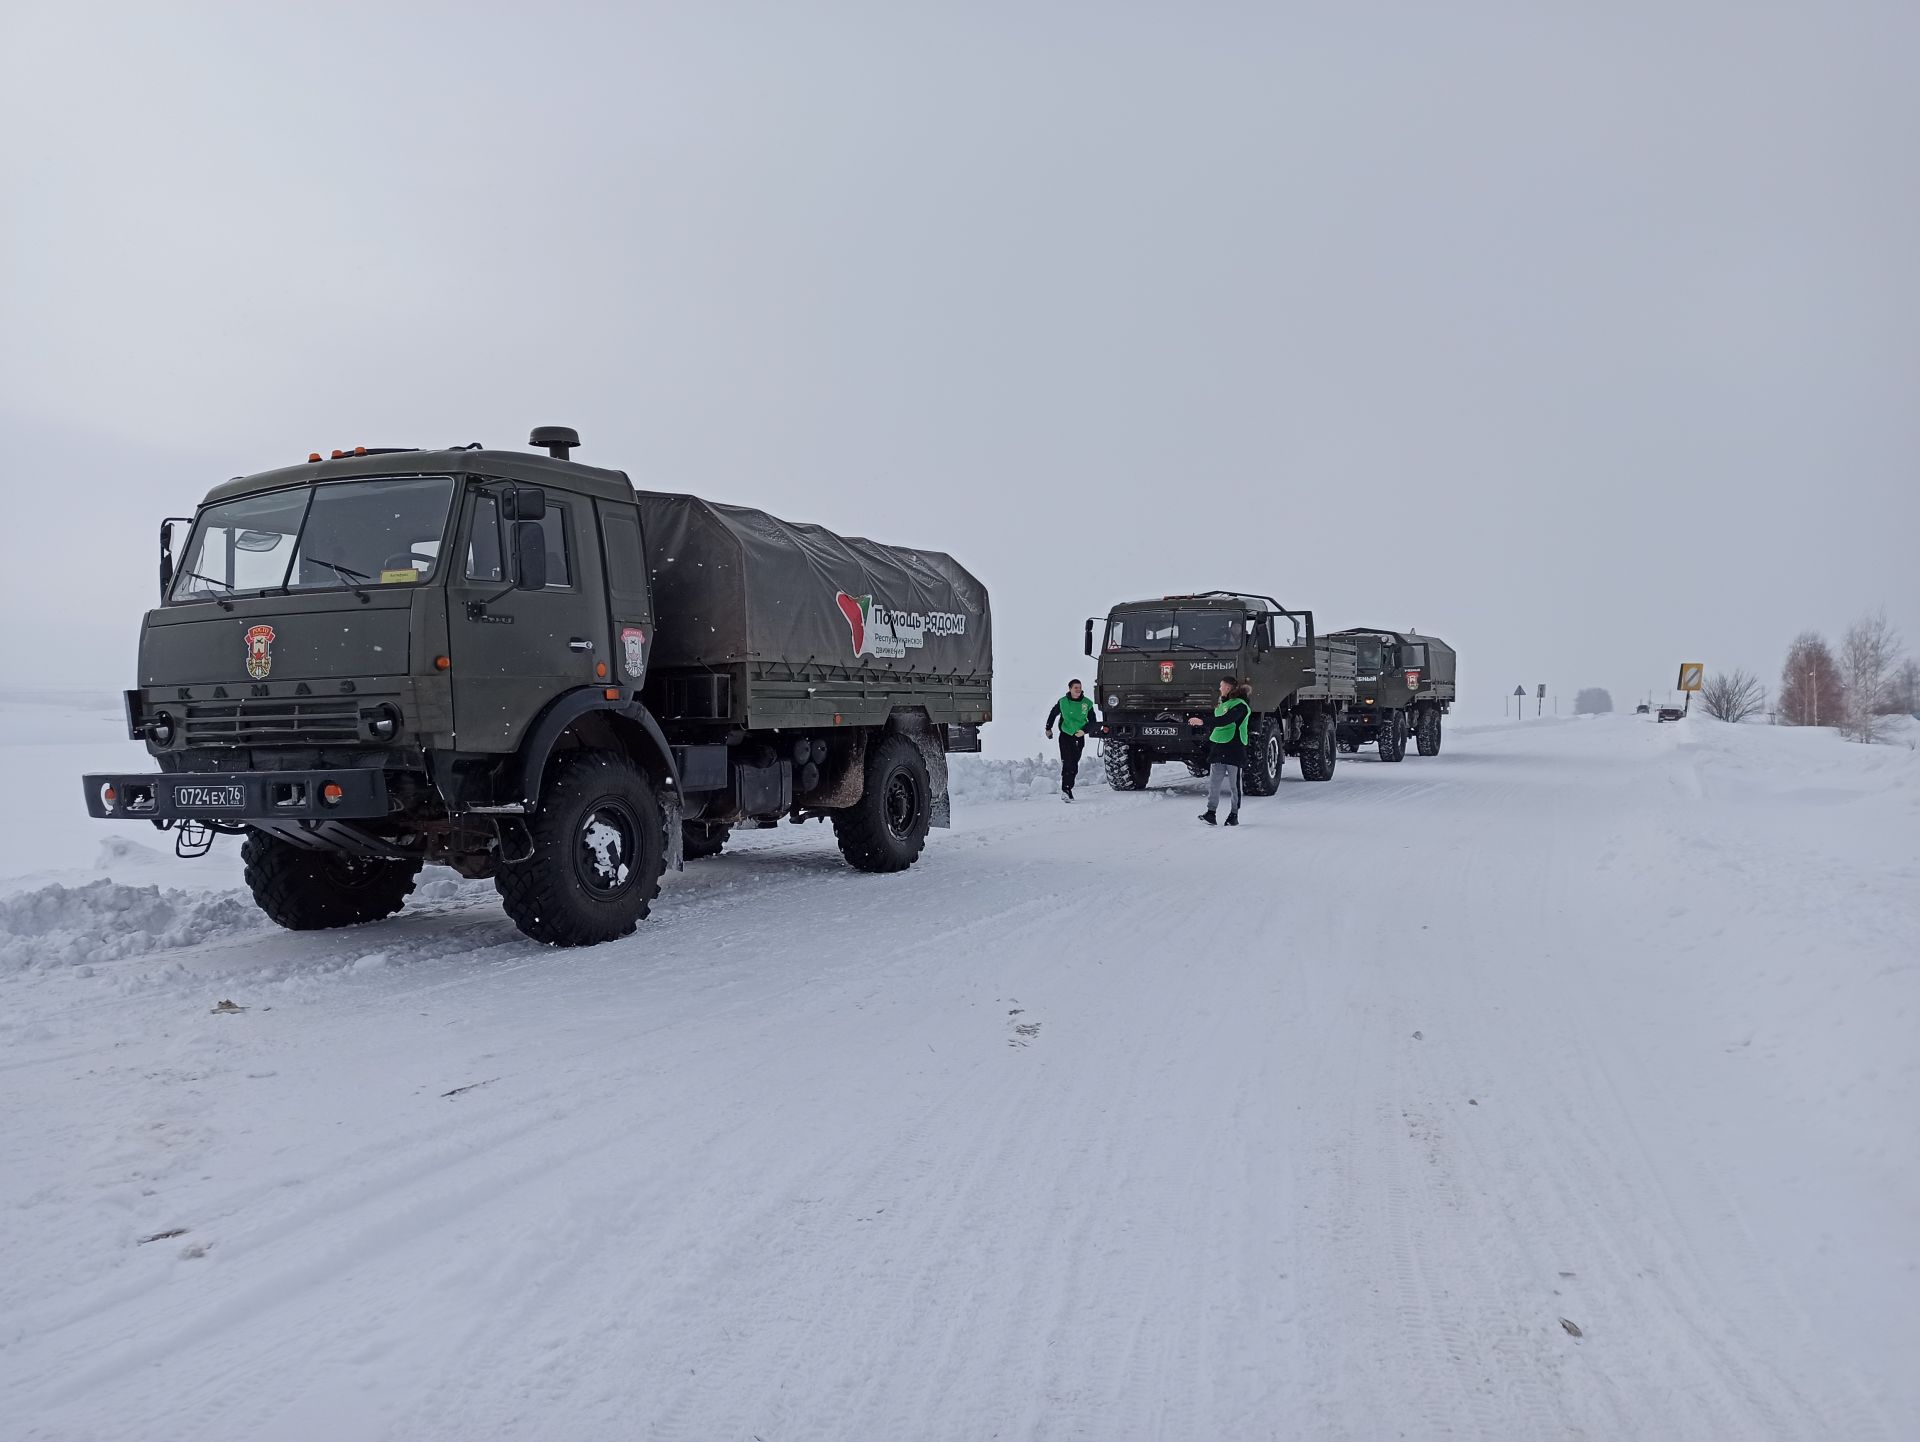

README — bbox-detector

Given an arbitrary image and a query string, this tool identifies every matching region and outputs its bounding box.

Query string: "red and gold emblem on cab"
[1404,669,1421,688]
[1159,660,1175,683]
[244,624,276,680]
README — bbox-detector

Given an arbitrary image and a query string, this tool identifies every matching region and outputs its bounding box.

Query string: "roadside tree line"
[1715,609,1915,743]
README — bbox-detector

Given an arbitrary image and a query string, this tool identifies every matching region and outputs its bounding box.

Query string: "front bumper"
[83,768,392,823]
[1095,715,1207,751]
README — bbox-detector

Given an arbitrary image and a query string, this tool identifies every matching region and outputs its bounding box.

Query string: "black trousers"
[1058,732,1086,791]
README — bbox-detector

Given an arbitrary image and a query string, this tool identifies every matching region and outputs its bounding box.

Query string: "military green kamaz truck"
[83,428,991,947]
[1082,592,1357,793]
[1330,628,1456,759]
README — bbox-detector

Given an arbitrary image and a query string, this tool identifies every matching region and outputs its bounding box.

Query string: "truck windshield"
[1353,637,1386,671]
[1106,608,1246,652]
[171,477,456,601]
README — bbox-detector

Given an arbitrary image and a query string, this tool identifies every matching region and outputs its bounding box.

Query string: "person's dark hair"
[1218,675,1237,688]
[1069,678,1082,688]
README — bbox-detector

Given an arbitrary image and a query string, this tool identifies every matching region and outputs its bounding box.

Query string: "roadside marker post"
[1676,662,1703,718]
[1513,684,1526,718]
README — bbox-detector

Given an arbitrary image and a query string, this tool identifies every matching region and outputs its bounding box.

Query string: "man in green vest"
[1187,676,1252,825]
[1044,678,1097,801]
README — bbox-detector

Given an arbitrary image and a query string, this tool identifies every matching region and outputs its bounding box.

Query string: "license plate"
[1140,725,1178,737]
[174,784,245,810]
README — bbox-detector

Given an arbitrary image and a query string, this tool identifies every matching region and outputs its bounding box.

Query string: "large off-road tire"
[241,832,420,931]
[1415,706,1443,756]
[1242,716,1284,796]
[496,750,667,947]
[1297,711,1338,781]
[681,821,732,860]
[1104,742,1153,791]
[1378,709,1408,763]
[832,733,932,873]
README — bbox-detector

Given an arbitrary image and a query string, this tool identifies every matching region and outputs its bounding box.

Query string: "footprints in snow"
[1005,1000,1042,1048]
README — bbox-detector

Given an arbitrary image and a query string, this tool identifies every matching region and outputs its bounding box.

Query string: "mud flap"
[662,786,686,871]
[910,730,952,829]
[811,732,870,809]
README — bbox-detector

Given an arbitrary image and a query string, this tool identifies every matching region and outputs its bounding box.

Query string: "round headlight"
[368,705,402,739]
[1107,694,1119,707]
[145,711,175,747]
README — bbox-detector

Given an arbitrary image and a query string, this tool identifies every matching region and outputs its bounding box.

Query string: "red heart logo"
[835,592,866,655]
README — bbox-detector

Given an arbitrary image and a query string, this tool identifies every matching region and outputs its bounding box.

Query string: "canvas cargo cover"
[1412,635,1456,685]
[634,492,992,679]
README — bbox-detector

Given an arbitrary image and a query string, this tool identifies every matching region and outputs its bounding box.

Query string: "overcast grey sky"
[4,2,1915,736]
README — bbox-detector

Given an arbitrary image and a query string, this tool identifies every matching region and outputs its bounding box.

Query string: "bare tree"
[1778,632,1843,727]
[1839,610,1902,743]
[1700,668,1765,723]
[1573,687,1612,715]
[1888,657,1920,716]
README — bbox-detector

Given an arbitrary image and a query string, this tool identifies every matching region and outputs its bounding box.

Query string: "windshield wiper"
[176,569,237,609]
[304,556,372,583]
[300,555,377,602]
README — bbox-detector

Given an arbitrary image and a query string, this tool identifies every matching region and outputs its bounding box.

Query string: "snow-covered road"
[3,705,1915,1439]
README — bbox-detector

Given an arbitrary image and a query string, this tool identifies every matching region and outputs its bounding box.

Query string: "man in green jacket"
[1187,677,1252,825]
[1044,679,1097,801]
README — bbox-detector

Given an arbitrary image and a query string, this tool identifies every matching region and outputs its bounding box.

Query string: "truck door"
[1260,612,1308,703]
[449,482,609,751]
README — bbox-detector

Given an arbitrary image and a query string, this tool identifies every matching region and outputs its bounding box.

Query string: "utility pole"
[1809,669,1816,727]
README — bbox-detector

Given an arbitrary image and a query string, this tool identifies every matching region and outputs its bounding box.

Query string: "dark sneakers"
[1224,812,1239,827]
[1199,811,1217,825]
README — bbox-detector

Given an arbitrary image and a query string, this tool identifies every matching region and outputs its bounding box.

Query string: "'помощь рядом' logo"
[834,592,966,660]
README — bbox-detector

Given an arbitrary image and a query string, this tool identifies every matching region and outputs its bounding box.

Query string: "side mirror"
[502,486,547,522]
[158,517,190,601]
[513,521,548,591]
[1083,618,1094,657]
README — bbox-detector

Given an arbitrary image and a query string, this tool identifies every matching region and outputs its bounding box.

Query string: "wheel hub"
[576,803,638,896]
[883,772,917,838]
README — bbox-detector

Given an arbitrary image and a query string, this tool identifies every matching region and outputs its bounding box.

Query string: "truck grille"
[1115,690,1215,711]
[182,696,366,747]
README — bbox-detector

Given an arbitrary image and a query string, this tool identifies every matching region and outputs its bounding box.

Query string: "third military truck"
[1083,593,1357,794]
[82,427,991,948]
[1330,628,1456,759]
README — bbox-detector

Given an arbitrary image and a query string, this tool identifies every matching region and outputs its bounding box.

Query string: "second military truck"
[1330,628,1456,759]
[1084,592,1357,794]
[83,428,992,948]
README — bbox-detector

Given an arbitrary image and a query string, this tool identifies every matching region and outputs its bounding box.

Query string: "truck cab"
[1083,592,1355,795]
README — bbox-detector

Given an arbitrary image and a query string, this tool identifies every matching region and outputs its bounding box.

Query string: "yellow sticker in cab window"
[380,568,420,585]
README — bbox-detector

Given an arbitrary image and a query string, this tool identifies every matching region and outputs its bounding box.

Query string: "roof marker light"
[308,452,322,463]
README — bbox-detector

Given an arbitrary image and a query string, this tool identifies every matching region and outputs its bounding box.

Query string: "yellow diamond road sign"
[1676,662,1704,692]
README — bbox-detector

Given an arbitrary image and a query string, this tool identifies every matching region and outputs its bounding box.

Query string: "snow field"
[0,696,1914,1439]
